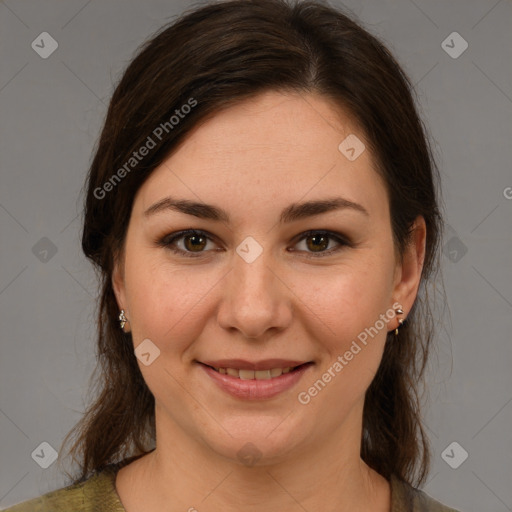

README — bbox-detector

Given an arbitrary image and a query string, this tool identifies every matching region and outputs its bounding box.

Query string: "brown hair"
[59,0,443,488]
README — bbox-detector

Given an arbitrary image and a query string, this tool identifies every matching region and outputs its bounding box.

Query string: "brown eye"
[292,230,350,258]
[158,229,350,259]
[182,233,208,252]
[305,233,330,252]
[158,229,217,258]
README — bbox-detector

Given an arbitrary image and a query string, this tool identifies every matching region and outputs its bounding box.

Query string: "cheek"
[296,266,393,419]
[124,254,217,350]
[123,262,211,401]
[301,257,394,349]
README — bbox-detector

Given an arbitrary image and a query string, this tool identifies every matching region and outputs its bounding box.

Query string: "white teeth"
[212,366,295,379]
[255,370,271,380]
[239,369,255,380]
[270,367,283,377]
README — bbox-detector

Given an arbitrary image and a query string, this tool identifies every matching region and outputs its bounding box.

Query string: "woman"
[2,0,461,510]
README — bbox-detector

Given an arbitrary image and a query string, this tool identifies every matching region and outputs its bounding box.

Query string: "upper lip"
[199,359,311,371]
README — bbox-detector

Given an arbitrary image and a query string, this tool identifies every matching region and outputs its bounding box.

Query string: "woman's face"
[113,90,425,465]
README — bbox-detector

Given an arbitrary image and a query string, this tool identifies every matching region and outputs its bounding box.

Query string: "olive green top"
[2,456,461,512]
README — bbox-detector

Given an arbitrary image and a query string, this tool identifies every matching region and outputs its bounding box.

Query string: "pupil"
[186,234,206,251]
[308,234,328,251]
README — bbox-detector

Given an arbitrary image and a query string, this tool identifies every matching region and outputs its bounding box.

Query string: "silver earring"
[119,310,127,329]
[395,307,404,336]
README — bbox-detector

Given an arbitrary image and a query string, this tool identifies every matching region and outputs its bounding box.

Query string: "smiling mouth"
[202,362,312,380]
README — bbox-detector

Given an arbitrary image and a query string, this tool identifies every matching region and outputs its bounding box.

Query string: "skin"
[112,90,426,512]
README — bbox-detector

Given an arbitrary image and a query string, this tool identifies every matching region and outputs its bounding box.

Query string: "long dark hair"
[59,0,443,488]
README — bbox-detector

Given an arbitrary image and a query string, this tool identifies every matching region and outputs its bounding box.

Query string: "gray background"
[1,0,511,510]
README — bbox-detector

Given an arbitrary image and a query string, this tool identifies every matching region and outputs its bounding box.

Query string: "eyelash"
[156,229,352,259]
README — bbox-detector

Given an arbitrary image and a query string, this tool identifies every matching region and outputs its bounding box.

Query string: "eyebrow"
[144,196,369,224]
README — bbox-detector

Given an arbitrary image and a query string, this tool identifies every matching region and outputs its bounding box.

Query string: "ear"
[112,247,129,325]
[392,216,427,318]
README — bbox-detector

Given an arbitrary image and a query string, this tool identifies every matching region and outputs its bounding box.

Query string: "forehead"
[134,91,387,220]
[172,90,361,162]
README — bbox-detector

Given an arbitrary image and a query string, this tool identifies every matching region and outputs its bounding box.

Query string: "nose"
[216,246,292,340]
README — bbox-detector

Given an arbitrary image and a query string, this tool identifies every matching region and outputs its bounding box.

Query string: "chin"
[204,424,306,468]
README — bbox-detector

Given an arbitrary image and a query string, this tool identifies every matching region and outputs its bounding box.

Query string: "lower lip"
[199,363,313,400]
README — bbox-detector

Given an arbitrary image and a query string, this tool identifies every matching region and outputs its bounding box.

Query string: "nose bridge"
[218,236,289,338]
[232,238,278,307]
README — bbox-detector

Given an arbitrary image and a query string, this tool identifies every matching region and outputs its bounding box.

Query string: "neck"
[117,401,390,512]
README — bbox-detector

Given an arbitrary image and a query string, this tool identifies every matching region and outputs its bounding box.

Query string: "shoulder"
[0,466,124,512]
[390,474,462,512]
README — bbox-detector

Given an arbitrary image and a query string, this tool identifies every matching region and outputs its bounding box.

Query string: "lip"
[199,361,314,400]
[200,359,309,371]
